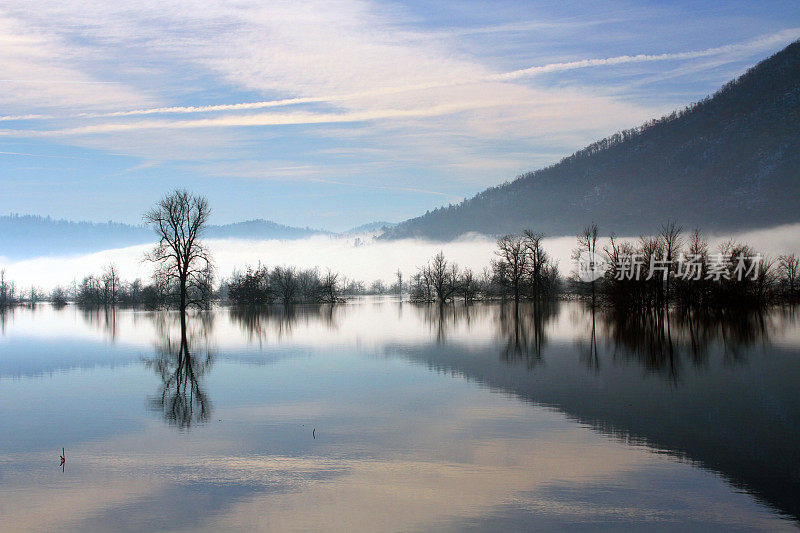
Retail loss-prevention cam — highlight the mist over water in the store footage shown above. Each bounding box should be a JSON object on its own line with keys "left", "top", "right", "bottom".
{"left": 2, "top": 223, "right": 799, "bottom": 290}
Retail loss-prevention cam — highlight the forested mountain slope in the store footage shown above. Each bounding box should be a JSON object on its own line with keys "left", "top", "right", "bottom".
{"left": 383, "top": 41, "right": 800, "bottom": 240}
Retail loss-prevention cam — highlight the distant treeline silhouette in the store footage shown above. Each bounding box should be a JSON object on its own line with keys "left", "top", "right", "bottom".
{"left": 0, "top": 214, "right": 154, "bottom": 259}
{"left": 0, "top": 213, "right": 326, "bottom": 260}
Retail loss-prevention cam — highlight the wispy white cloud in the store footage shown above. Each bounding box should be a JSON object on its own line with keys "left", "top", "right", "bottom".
{"left": 186, "top": 160, "right": 458, "bottom": 199}
{"left": 3, "top": 28, "right": 796, "bottom": 124}
{"left": 0, "top": 12, "right": 155, "bottom": 114}
{"left": 1, "top": 0, "right": 798, "bottom": 228}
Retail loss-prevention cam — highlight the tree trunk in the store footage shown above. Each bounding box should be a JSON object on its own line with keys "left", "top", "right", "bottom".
{"left": 180, "top": 273, "right": 187, "bottom": 313}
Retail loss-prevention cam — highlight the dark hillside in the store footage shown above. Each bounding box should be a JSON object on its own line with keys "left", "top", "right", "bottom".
{"left": 383, "top": 41, "right": 800, "bottom": 240}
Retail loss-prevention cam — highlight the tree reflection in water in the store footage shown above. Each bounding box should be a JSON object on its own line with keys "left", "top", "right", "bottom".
{"left": 0, "top": 305, "right": 12, "bottom": 336}
{"left": 80, "top": 305, "right": 119, "bottom": 342}
{"left": 599, "top": 305, "right": 784, "bottom": 380}
{"left": 496, "top": 301, "right": 554, "bottom": 369}
{"left": 482, "top": 300, "right": 788, "bottom": 380}
{"left": 412, "top": 302, "right": 800, "bottom": 521}
{"left": 417, "top": 302, "right": 488, "bottom": 344}
{"left": 229, "top": 304, "right": 336, "bottom": 345}
{"left": 145, "top": 310, "right": 214, "bottom": 429}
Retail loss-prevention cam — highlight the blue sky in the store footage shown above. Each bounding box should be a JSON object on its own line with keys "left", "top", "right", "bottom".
{"left": 1, "top": 0, "right": 798, "bottom": 231}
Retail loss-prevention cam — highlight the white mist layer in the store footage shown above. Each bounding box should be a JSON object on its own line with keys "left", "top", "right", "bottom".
{"left": 1, "top": 224, "right": 799, "bottom": 291}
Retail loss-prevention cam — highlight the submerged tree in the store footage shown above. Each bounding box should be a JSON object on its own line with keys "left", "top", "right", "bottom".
{"left": 410, "top": 251, "right": 460, "bottom": 303}
{"left": 429, "top": 251, "right": 459, "bottom": 302}
{"left": 144, "top": 190, "right": 214, "bottom": 311}
{"left": 574, "top": 223, "right": 600, "bottom": 306}
{"left": 0, "top": 270, "right": 17, "bottom": 307}
{"left": 493, "top": 234, "right": 528, "bottom": 306}
{"left": 459, "top": 268, "right": 479, "bottom": 303}
{"left": 778, "top": 254, "right": 799, "bottom": 303}
{"left": 101, "top": 263, "right": 121, "bottom": 305}
{"left": 50, "top": 286, "right": 68, "bottom": 307}
{"left": 658, "top": 220, "right": 683, "bottom": 304}
{"left": 492, "top": 231, "right": 560, "bottom": 304}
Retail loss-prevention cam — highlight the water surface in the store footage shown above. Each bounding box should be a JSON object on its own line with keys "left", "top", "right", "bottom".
{"left": 1, "top": 299, "right": 798, "bottom": 531}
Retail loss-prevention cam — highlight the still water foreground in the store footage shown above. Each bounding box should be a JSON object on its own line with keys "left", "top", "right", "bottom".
{"left": 0, "top": 299, "right": 799, "bottom": 532}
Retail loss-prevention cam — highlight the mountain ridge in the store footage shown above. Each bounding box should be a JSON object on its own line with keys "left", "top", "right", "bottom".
{"left": 381, "top": 40, "right": 800, "bottom": 240}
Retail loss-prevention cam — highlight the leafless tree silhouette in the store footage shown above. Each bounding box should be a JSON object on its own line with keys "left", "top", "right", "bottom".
{"left": 144, "top": 190, "right": 213, "bottom": 311}
{"left": 779, "top": 254, "right": 799, "bottom": 303}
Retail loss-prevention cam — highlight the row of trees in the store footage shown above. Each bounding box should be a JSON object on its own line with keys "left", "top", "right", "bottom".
{"left": 1, "top": 269, "right": 61, "bottom": 306}
{"left": 224, "top": 265, "right": 341, "bottom": 305}
{"left": 3, "top": 264, "right": 199, "bottom": 309}
{"left": 409, "top": 231, "right": 561, "bottom": 304}
{"left": 492, "top": 230, "right": 560, "bottom": 304}
{"left": 73, "top": 264, "right": 200, "bottom": 308}
{"left": 0, "top": 263, "right": 403, "bottom": 308}
{"left": 409, "top": 252, "right": 483, "bottom": 303}
{"left": 573, "top": 221, "right": 800, "bottom": 310}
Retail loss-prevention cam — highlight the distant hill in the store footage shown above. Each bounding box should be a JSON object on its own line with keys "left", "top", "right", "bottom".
{"left": 205, "top": 219, "right": 328, "bottom": 240}
{"left": 343, "top": 221, "right": 397, "bottom": 235}
{"left": 0, "top": 214, "right": 326, "bottom": 259}
{"left": 0, "top": 215, "right": 153, "bottom": 259}
{"left": 382, "top": 41, "right": 800, "bottom": 240}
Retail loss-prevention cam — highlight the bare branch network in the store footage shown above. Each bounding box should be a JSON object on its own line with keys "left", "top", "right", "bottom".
{"left": 144, "top": 189, "right": 214, "bottom": 310}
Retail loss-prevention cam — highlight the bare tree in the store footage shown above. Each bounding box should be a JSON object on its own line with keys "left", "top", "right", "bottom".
{"left": 523, "top": 230, "right": 549, "bottom": 299}
{"left": 429, "top": 251, "right": 458, "bottom": 302}
{"left": 675, "top": 229, "right": 708, "bottom": 307}
{"left": 270, "top": 266, "right": 298, "bottom": 305}
{"left": 144, "top": 189, "right": 213, "bottom": 311}
{"left": 320, "top": 269, "right": 341, "bottom": 303}
{"left": 0, "top": 270, "right": 16, "bottom": 306}
{"left": 27, "top": 286, "right": 42, "bottom": 305}
{"left": 779, "top": 253, "right": 799, "bottom": 303}
{"left": 410, "top": 270, "right": 433, "bottom": 302}
{"left": 370, "top": 279, "right": 387, "bottom": 294}
{"left": 639, "top": 235, "right": 664, "bottom": 307}
{"left": 574, "top": 223, "right": 599, "bottom": 306}
{"left": 459, "top": 268, "right": 478, "bottom": 303}
{"left": 51, "top": 286, "right": 68, "bottom": 307}
{"left": 494, "top": 234, "right": 528, "bottom": 306}
{"left": 658, "top": 220, "right": 683, "bottom": 303}
{"left": 102, "top": 263, "right": 121, "bottom": 305}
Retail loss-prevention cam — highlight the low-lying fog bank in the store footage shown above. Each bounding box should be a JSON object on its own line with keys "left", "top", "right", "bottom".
{"left": 2, "top": 223, "right": 799, "bottom": 291}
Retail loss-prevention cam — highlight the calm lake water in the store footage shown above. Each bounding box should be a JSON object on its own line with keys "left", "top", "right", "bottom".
{"left": 1, "top": 298, "right": 799, "bottom": 532}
